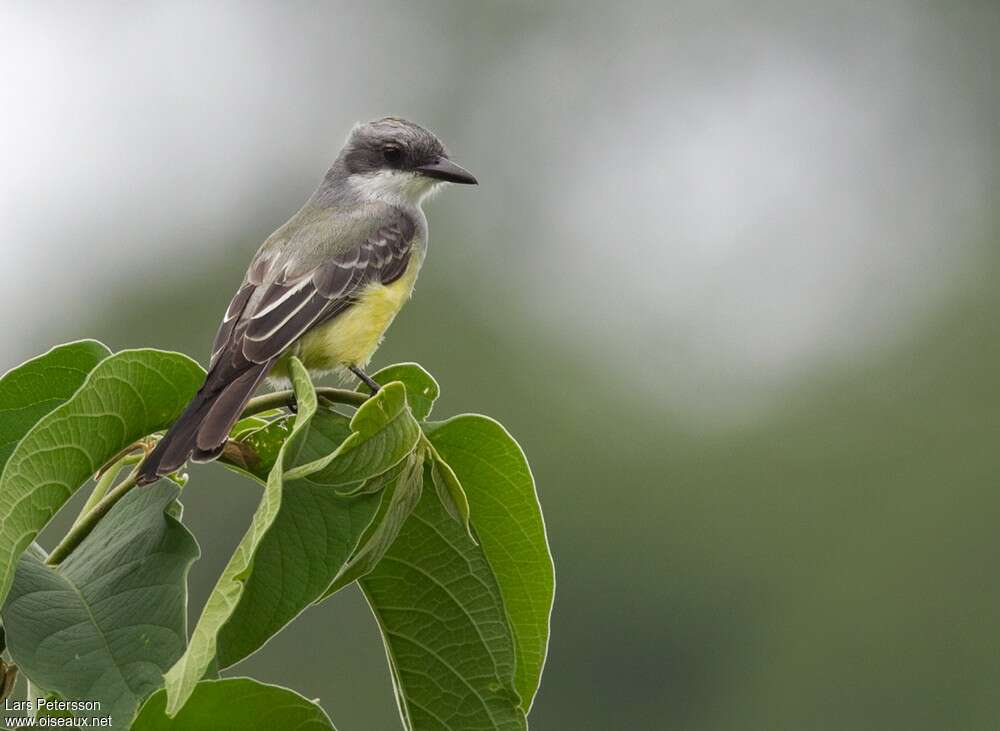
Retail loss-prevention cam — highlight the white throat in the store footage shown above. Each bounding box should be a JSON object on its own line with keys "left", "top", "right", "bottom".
{"left": 349, "top": 170, "right": 443, "bottom": 207}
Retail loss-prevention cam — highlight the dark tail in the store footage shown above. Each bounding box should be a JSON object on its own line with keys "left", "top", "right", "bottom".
{"left": 137, "top": 361, "right": 269, "bottom": 485}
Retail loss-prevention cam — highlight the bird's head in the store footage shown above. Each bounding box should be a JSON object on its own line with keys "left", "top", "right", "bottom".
{"left": 334, "top": 117, "right": 477, "bottom": 205}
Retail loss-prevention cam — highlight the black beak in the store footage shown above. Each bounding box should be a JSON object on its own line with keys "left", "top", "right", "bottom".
{"left": 416, "top": 157, "right": 478, "bottom": 185}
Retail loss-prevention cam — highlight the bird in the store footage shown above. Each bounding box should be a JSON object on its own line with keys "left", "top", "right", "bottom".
{"left": 137, "top": 117, "right": 477, "bottom": 485}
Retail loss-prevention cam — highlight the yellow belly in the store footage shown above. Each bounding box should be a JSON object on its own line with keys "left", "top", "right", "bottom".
{"left": 269, "top": 255, "right": 421, "bottom": 383}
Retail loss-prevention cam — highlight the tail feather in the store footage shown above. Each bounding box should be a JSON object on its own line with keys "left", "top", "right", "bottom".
{"left": 196, "top": 366, "right": 269, "bottom": 452}
{"left": 137, "top": 361, "right": 269, "bottom": 485}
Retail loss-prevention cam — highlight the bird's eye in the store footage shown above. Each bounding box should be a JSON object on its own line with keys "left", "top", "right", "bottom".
{"left": 382, "top": 146, "right": 404, "bottom": 166}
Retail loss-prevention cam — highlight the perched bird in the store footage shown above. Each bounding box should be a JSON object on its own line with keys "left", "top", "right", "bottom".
{"left": 137, "top": 117, "right": 476, "bottom": 485}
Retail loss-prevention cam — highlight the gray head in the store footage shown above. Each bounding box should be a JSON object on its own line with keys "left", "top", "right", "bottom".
{"left": 320, "top": 117, "right": 477, "bottom": 206}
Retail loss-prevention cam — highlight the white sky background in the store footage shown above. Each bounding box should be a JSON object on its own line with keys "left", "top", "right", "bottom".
{"left": 1, "top": 1, "right": 997, "bottom": 424}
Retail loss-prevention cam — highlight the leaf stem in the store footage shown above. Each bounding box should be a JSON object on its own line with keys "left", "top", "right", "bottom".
{"left": 46, "top": 467, "right": 141, "bottom": 566}
{"left": 242, "top": 386, "right": 368, "bottom": 417}
{"left": 73, "top": 460, "right": 124, "bottom": 529}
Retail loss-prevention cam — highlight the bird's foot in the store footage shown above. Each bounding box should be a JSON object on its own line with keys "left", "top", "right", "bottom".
{"left": 349, "top": 365, "right": 381, "bottom": 394}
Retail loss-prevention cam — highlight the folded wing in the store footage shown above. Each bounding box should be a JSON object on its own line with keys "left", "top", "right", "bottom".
{"left": 137, "top": 211, "right": 416, "bottom": 483}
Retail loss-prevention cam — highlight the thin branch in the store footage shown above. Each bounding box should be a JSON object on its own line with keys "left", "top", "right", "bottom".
{"left": 45, "top": 386, "right": 367, "bottom": 565}
{"left": 242, "top": 386, "right": 368, "bottom": 417}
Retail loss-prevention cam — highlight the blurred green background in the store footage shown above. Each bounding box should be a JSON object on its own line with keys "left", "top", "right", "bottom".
{"left": 3, "top": 1, "right": 999, "bottom": 728}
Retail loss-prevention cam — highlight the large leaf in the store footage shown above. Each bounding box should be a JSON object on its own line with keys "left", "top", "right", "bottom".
{"left": 1, "top": 482, "right": 199, "bottom": 727}
{"left": 0, "top": 340, "right": 111, "bottom": 476}
{"left": 426, "top": 416, "right": 554, "bottom": 710}
{"left": 166, "top": 361, "right": 421, "bottom": 712}
{"left": 213, "top": 378, "right": 421, "bottom": 668}
{"left": 215, "top": 410, "right": 382, "bottom": 668}
{"left": 360, "top": 486, "right": 528, "bottom": 731}
{"left": 309, "top": 363, "right": 445, "bottom": 602}
{"left": 222, "top": 365, "right": 433, "bottom": 616}
{"left": 134, "top": 678, "right": 336, "bottom": 730}
{"left": 0, "top": 349, "right": 204, "bottom": 608}
{"left": 310, "top": 364, "right": 449, "bottom": 602}
{"left": 163, "top": 358, "right": 319, "bottom": 716}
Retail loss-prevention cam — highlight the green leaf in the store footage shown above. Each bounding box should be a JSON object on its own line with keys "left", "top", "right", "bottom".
{"left": 357, "top": 363, "right": 439, "bottom": 421}
{"left": 134, "top": 678, "right": 336, "bottom": 730}
{"left": 1, "top": 482, "right": 199, "bottom": 727}
{"left": 229, "top": 414, "right": 275, "bottom": 440}
{"left": 0, "top": 348, "right": 205, "bottom": 609}
{"left": 163, "top": 358, "right": 319, "bottom": 716}
{"left": 426, "top": 416, "right": 554, "bottom": 711}
{"left": 318, "top": 448, "right": 425, "bottom": 600}
{"left": 0, "top": 340, "right": 111, "bottom": 476}
{"left": 229, "top": 409, "right": 285, "bottom": 442}
{"left": 286, "top": 381, "right": 421, "bottom": 485}
{"left": 428, "top": 444, "right": 472, "bottom": 536}
{"left": 168, "top": 359, "right": 422, "bottom": 712}
{"left": 34, "top": 698, "right": 75, "bottom": 722}
{"left": 354, "top": 365, "right": 472, "bottom": 532}
{"left": 214, "top": 409, "right": 382, "bottom": 669}
{"left": 211, "top": 376, "right": 421, "bottom": 669}
{"left": 223, "top": 416, "right": 294, "bottom": 478}
{"left": 360, "top": 486, "right": 527, "bottom": 730}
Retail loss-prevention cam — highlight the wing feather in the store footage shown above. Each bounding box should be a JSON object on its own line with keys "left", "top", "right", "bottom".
{"left": 211, "top": 283, "right": 254, "bottom": 362}
{"left": 141, "top": 210, "right": 416, "bottom": 481}
{"left": 209, "top": 211, "right": 416, "bottom": 367}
